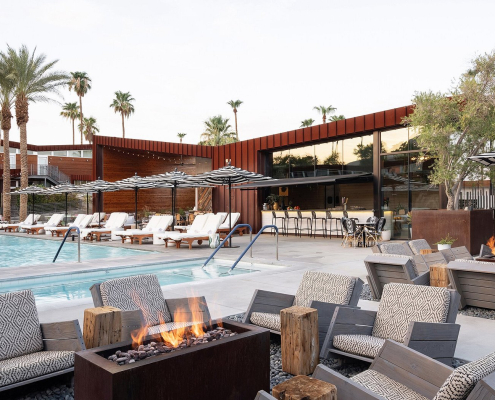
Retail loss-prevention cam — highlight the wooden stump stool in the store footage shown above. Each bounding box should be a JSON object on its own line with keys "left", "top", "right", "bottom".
{"left": 420, "top": 249, "right": 438, "bottom": 255}
{"left": 272, "top": 375, "right": 337, "bottom": 400}
{"left": 281, "top": 306, "right": 319, "bottom": 375}
{"left": 83, "top": 306, "right": 122, "bottom": 349}
{"left": 430, "top": 263, "right": 449, "bottom": 287}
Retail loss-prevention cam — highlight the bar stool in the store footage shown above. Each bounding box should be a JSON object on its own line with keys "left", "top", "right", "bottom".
{"left": 297, "top": 210, "right": 312, "bottom": 237}
{"left": 325, "top": 210, "right": 342, "bottom": 239}
{"left": 311, "top": 211, "right": 327, "bottom": 238}
{"left": 284, "top": 210, "right": 299, "bottom": 236}
{"left": 271, "top": 210, "right": 286, "bottom": 236}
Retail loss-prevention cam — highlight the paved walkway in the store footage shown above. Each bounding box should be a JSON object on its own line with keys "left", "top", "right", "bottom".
{"left": 2, "top": 231, "right": 494, "bottom": 361}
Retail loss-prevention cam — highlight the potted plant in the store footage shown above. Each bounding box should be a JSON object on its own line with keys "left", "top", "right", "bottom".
{"left": 435, "top": 233, "right": 457, "bottom": 250}
{"left": 266, "top": 194, "right": 280, "bottom": 210}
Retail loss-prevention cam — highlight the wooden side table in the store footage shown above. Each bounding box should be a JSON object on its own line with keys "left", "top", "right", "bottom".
{"left": 420, "top": 249, "right": 439, "bottom": 255}
{"left": 281, "top": 306, "right": 319, "bottom": 375}
{"left": 430, "top": 263, "right": 449, "bottom": 287}
{"left": 83, "top": 306, "right": 122, "bottom": 349}
{"left": 272, "top": 375, "right": 337, "bottom": 400}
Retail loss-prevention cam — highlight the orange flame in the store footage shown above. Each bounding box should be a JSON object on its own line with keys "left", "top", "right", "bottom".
{"left": 130, "top": 325, "right": 148, "bottom": 348}
{"left": 487, "top": 236, "right": 495, "bottom": 255}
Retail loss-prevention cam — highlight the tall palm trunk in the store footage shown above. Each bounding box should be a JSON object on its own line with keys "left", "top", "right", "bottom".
{"left": 16, "top": 95, "right": 29, "bottom": 221}
{"left": 79, "top": 95, "right": 83, "bottom": 144}
{"left": 72, "top": 118, "right": 75, "bottom": 145}
{"left": 323, "top": 115, "right": 326, "bottom": 124}
{"left": 1, "top": 104, "right": 11, "bottom": 222}
{"left": 121, "top": 112, "right": 125, "bottom": 138}
{"left": 234, "top": 110, "right": 238, "bottom": 141}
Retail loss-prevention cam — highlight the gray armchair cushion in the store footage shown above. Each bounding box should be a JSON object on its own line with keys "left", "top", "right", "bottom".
{"left": 250, "top": 312, "right": 281, "bottom": 331}
{"left": 0, "top": 290, "right": 43, "bottom": 361}
{"left": 333, "top": 334, "right": 385, "bottom": 358}
{"left": 100, "top": 274, "right": 172, "bottom": 326}
{"left": 351, "top": 369, "right": 428, "bottom": 400}
{"left": 408, "top": 239, "right": 431, "bottom": 255}
{"left": 0, "top": 351, "right": 74, "bottom": 387}
{"left": 293, "top": 271, "right": 356, "bottom": 307}
{"left": 380, "top": 242, "right": 414, "bottom": 257}
{"left": 433, "top": 351, "right": 495, "bottom": 400}
{"left": 372, "top": 283, "right": 450, "bottom": 343}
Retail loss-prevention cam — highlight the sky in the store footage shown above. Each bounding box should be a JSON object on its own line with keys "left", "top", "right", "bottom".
{"left": 2, "top": 0, "right": 495, "bottom": 146}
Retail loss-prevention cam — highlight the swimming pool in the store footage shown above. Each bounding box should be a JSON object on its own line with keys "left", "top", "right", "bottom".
{"left": 0, "top": 259, "right": 275, "bottom": 305}
{"left": 0, "top": 235, "right": 151, "bottom": 267}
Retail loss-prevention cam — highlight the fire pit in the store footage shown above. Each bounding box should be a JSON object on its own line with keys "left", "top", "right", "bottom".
{"left": 75, "top": 319, "right": 270, "bottom": 400}
{"left": 477, "top": 243, "right": 495, "bottom": 262}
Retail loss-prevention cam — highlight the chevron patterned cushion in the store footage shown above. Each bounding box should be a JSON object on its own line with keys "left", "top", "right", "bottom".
{"left": 250, "top": 312, "right": 281, "bottom": 331}
{"left": 100, "top": 274, "right": 172, "bottom": 326}
{"left": 332, "top": 334, "right": 385, "bottom": 358}
{"left": 372, "top": 283, "right": 450, "bottom": 343}
{"left": 433, "top": 351, "right": 495, "bottom": 400}
{"left": 380, "top": 243, "right": 414, "bottom": 256}
{"left": 0, "top": 290, "right": 43, "bottom": 361}
{"left": 147, "top": 321, "right": 197, "bottom": 336}
{"left": 293, "top": 271, "right": 356, "bottom": 307}
{"left": 351, "top": 369, "right": 428, "bottom": 400}
{"left": 408, "top": 239, "right": 431, "bottom": 255}
{"left": 0, "top": 351, "right": 74, "bottom": 387}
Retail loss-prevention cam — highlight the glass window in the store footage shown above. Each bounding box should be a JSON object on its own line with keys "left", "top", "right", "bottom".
{"left": 53, "top": 151, "right": 68, "bottom": 156}
{"left": 343, "top": 135, "right": 373, "bottom": 174}
{"left": 10, "top": 148, "right": 17, "bottom": 154}
{"left": 272, "top": 150, "right": 290, "bottom": 179}
{"left": 69, "top": 150, "right": 82, "bottom": 157}
{"left": 290, "top": 145, "right": 315, "bottom": 178}
{"left": 37, "top": 151, "right": 52, "bottom": 156}
{"left": 82, "top": 150, "right": 92, "bottom": 158}
{"left": 381, "top": 127, "right": 409, "bottom": 153}
{"left": 315, "top": 142, "right": 342, "bottom": 176}
{"left": 410, "top": 153, "right": 438, "bottom": 210}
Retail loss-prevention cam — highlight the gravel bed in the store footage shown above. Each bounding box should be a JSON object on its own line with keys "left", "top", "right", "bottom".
{"left": 13, "top": 385, "right": 74, "bottom": 400}
{"left": 458, "top": 306, "right": 495, "bottom": 320}
{"left": 360, "top": 283, "right": 376, "bottom": 301}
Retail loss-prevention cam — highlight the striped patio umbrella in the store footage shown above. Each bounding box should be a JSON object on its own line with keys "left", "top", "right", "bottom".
{"left": 77, "top": 178, "right": 120, "bottom": 227}
{"left": 469, "top": 152, "right": 495, "bottom": 166}
{"left": 9, "top": 184, "right": 48, "bottom": 218}
{"left": 45, "top": 182, "right": 90, "bottom": 226}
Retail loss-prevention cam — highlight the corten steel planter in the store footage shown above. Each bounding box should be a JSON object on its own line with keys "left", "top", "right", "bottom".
{"left": 74, "top": 320, "right": 270, "bottom": 400}
{"left": 412, "top": 209, "right": 494, "bottom": 254}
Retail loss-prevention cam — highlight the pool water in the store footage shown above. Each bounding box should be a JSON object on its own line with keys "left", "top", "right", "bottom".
{"left": 0, "top": 235, "right": 150, "bottom": 267}
{"left": 0, "top": 259, "right": 269, "bottom": 305}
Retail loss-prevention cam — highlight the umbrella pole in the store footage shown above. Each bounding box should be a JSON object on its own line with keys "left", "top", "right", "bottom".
{"left": 86, "top": 193, "right": 89, "bottom": 214}
{"left": 135, "top": 187, "right": 138, "bottom": 229}
{"left": 98, "top": 190, "right": 101, "bottom": 228}
{"left": 65, "top": 192, "right": 68, "bottom": 226}
{"left": 229, "top": 179, "right": 232, "bottom": 247}
{"left": 32, "top": 193, "right": 35, "bottom": 218}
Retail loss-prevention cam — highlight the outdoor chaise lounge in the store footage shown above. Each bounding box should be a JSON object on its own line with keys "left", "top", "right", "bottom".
{"left": 90, "top": 274, "right": 211, "bottom": 337}
{"left": 173, "top": 213, "right": 210, "bottom": 232}
{"left": 20, "top": 213, "right": 64, "bottom": 235}
{"left": 87, "top": 212, "right": 106, "bottom": 227}
{"left": 115, "top": 215, "right": 173, "bottom": 244}
{"left": 321, "top": 282, "right": 461, "bottom": 365}
{"left": 156, "top": 214, "right": 224, "bottom": 249}
{"left": 243, "top": 271, "right": 364, "bottom": 350}
{"left": 447, "top": 259, "right": 495, "bottom": 310}
{"left": 0, "top": 290, "right": 85, "bottom": 392}
{"left": 257, "top": 339, "right": 495, "bottom": 400}
{"left": 81, "top": 212, "right": 128, "bottom": 241}
{"left": 1, "top": 214, "right": 40, "bottom": 232}
{"left": 217, "top": 212, "right": 245, "bottom": 235}
{"left": 46, "top": 214, "right": 93, "bottom": 237}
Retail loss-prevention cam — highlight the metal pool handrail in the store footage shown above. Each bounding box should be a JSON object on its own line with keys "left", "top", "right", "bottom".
{"left": 229, "top": 225, "right": 278, "bottom": 271}
{"left": 53, "top": 226, "right": 81, "bottom": 263}
{"left": 202, "top": 224, "right": 253, "bottom": 268}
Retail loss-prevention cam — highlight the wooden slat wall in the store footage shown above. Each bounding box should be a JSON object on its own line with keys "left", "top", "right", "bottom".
{"left": 48, "top": 156, "right": 92, "bottom": 178}
{"left": 0, "top": 140, "right": 91, "bottom": 152}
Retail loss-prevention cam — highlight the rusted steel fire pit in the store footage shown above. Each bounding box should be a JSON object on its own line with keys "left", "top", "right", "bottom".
{"left": 74, "top": 319, "right": 270, "bottom": 400}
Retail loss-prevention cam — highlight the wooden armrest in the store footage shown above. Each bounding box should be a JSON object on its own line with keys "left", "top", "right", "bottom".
{"left": 254, "top": 390, "right": 276, "bottom": 400}
{"left": 313, "top": 364, "right": 384, "bottom": 400}
{"left": 166, "top": 296, "right": 211, "bottom": 323}
{"left": 41, "top": 320, "right": 85, "bottom": 351}
{"left": 412, "top": 271, "right": 430, "bottom": 286}
{"left": 89, "top": 283, "right": 104, "bottom": 307}
{"left": 242, "top": 289, "right": 295, "bottom": 324}
{"left": 405, "top": 322, "right": 460, "bottom": 342}
{"left": 467, "top": 371, "right": 495, "bottom": 400}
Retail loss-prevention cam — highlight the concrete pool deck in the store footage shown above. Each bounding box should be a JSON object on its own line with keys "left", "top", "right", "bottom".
{"left": 1, "top": 231, "right": 494, "bottom": 362}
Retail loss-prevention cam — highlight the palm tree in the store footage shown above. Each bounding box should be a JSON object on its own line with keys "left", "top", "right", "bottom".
{"left": 329, "top": 115, "right": 345, "bottom": 122}
{"left": 68, "top": 72, "right": 91, "bottom": 144}
{"left": 60, "top": 102, "right": 80, "bottom": 145}
{"left": 227, "top": 100, "right": 243, "bottom": 141}
{"left": 2, "top": 45, "right": 67, "bottom": 221}
{"left": 109, "top": 91, "right": 135, "bottom": 138}
{"left": 0, "top": 58, "right": 14, "bottom": 222}
{"left": 199, "top": 115, "right": 236, "bottom": 146}
{"left": 79, "top": 117, "right": 99, "bottom": 143}
{"left": 300, "top": 119, "right": 315, "bottom": 128}
{"left": 177, "top": 133, "right": 187, "bottom": 143}
{"left": 313, "top": 105, "right": 336, "bottom": 123}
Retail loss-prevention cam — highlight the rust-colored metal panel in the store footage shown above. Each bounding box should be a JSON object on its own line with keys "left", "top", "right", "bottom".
{"left": 212, "top": 146, "right": 219, "bottom": 169}
{"left": 274, "top": 134, "right": 281, "bottom": 148}
{"left": 395, "top": 106, "right": 407, "bottom": 125}
{"left": 281, "top": 132, "right": 289, "bottom": 147}
{"left": 319, "top": 123, "right": 328, "bottom": 139}
{"left": 328, "top": 122, "right": 337, "bottom": 137}
{"left": 355, "top": 116, "right": 365, "bottom": 132}
{"left": 375, "top": 112, "right": 385, "bottom": 128}
{"left": 303, "top": 127, "right": 311, "bottom": 142}
{"left": 385, "top": 109, "right": 395, "bottom": 127}
{"left": 345, "top": 118, "right": 355, "bottom": 134}
{"left": 206, "top": 146, "right": 212, "bottom": 158}
{"left": 295, "top": 129, "right": 304, "bottom": 143}
{"left": 311, "top": 125, "right": 319, "bottom": 140}
{"left": 219, "top": 146, "right": 225, "bottom": 168}
{"left": 364, "top": 113, "right": 375, "bottom": 130}
{"left": 336, "top": 120, "right": 346, "bottom": 136}
{"left": 267, "top": 135, "right": 274, "bottom": 149}
{"left": 406, "top": 105, "right": 415, "bottom": 116}
{"left": 289, "top": 130, "right": 296, "bottom": 144}
{"left": 260, "top": 136, "right": 268, "bottom": 150}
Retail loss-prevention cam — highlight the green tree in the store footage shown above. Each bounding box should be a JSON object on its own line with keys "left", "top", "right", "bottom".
{"left": 177, "top": 133, "right": 187, "bottom": 143}
{"left": 313, "top": 105, "right": 336, "bottom": 123}
{"left": 68, "top": 72, "right": 91, "bottom": 144}
{"left": 329, "top": 115, "right": 345, "bottom": 121}
{"left": 60, "top": 102, "right": 80, "bottom": 145}
{"left": 199, "top": 115, "right": 237, "bottom": 146}
{"left": 0, "top": 57, "right": 14, "bottom": 222}
{"left": 79, "top": 117, "right": 99, "bottom": 144}
{"left": 404, "top": 51, "right": 495, "bottom": 210}
{"left": 324, "top": 151, "right": 342, "bottom": 165}
{"left": 300, "top": 119, "right": 315, "bottom": 128}
{"left": 2, "top": 45, "right": 67, "bottom": 221}
{"left": 227, "top": 100, "right": 243, "bottom": 141}
{"left": 109, "top": 91, "right": 135, "bottom": 138}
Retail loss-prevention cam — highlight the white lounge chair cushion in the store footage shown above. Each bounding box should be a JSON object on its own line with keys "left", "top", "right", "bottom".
{"left": 351, "top": 369, "right": 428, "bottom": 400}
{"left": 293, "top": 271, "right": 356, "bottom": 307}
{"left": 147, "top": 321, "right": 198, "bottom": 336}
{"left": 380, "top": 242, "right": 414, "bottom": 257}
{"left": 372, "top": 283, "right": 450, "bottom": 343}
{"left": 333, "top": 334, "right": 385, "bottom": 358}
{"left": 249, "top": 312, "right": 281, "bottom": 331}
{"left": 100, "top": 274, "right": 172, "bottom": 325}
{"left": 408, "top": 239, "right": 431, "bottom": 255}
{"left": 433, "top": 351, "right": 495, "bottom": 400}
{"left": 0, "top": 290, "right": 43, "bottom": 361}
{"left": 0, "top": 351, "right": 74, "bottom": 387}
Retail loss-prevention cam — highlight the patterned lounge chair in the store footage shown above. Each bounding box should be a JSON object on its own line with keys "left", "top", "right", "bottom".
{"left": 322, "top": 282, "right": 461, "bottom": 365}
{"left": 0, "top": 290, "right": 85, "bottom": 392}
{"left": 243, "top": 271, "right": 364, "bottom": 351}
{"left": 90, "top": 274, "right": 211, "bottom": 337}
